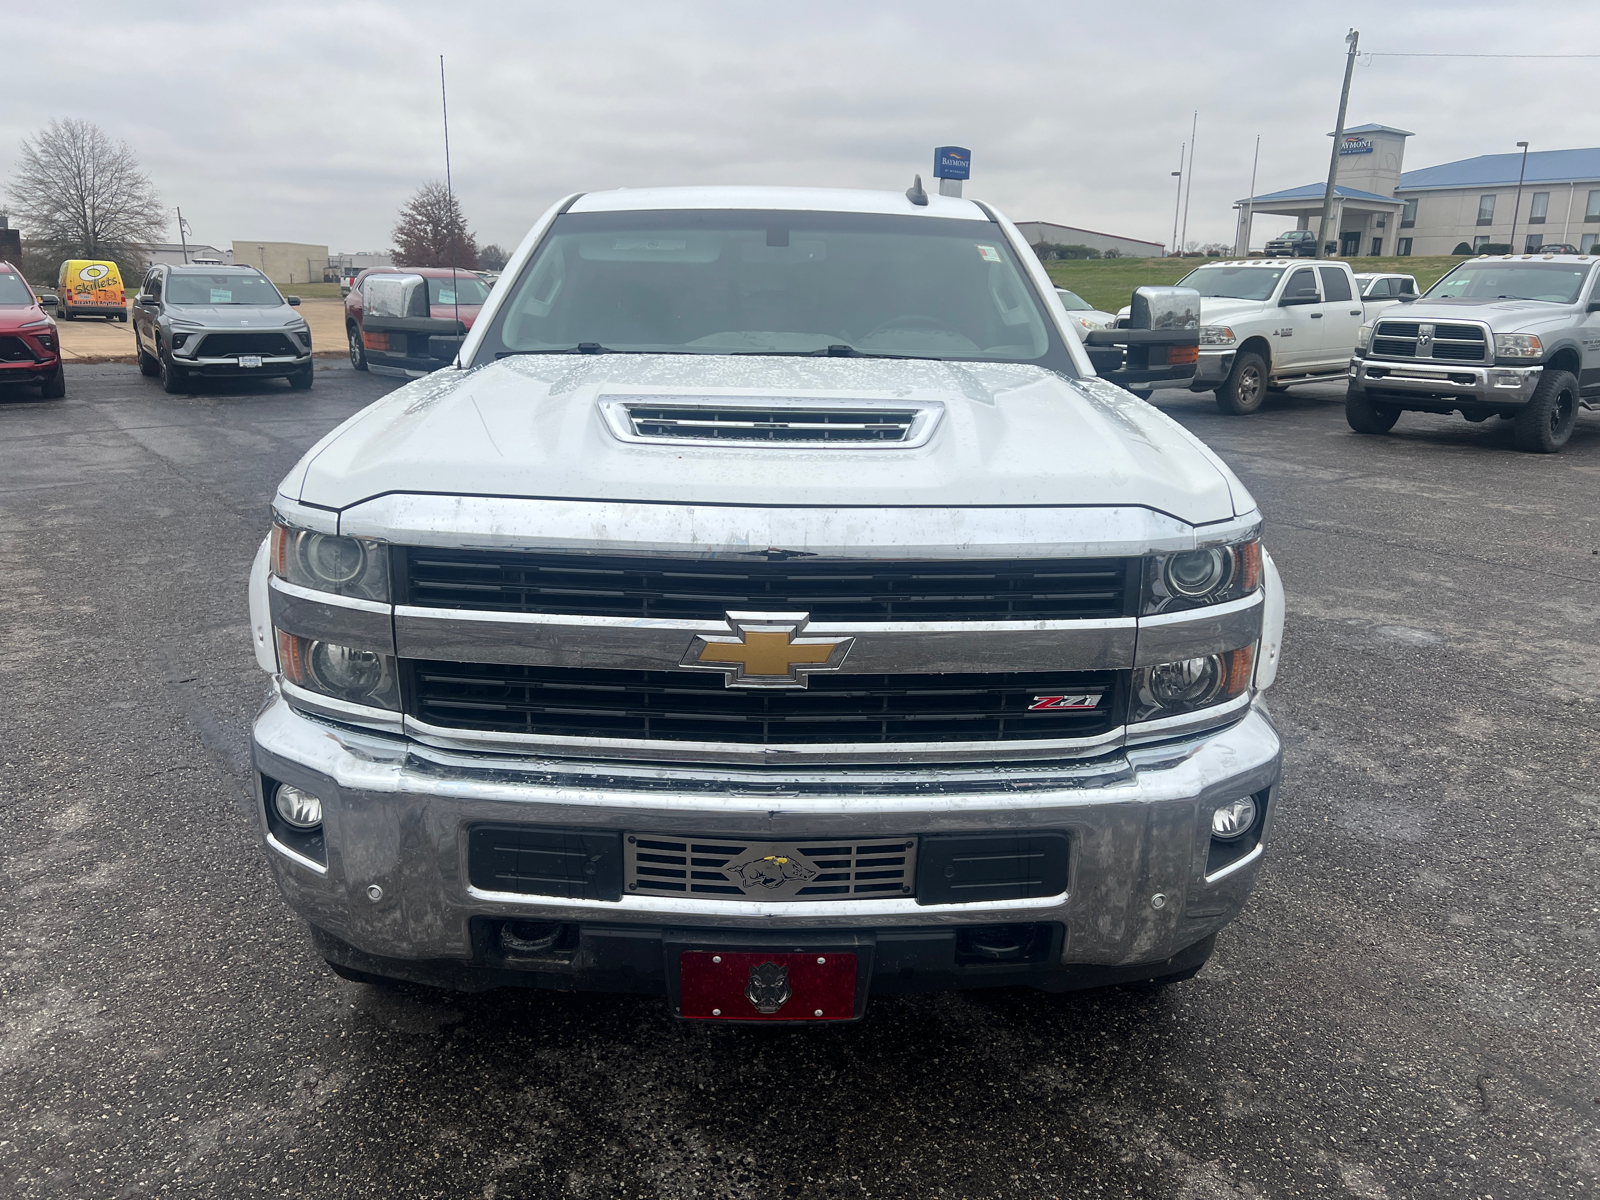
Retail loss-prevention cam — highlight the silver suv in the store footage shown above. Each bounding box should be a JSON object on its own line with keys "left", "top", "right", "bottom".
{"left": 131, "top": 264, "right": 314, "bottom": 394}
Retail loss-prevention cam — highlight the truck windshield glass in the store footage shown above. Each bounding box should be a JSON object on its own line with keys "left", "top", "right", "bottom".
{"left": 1425, "top": 262, "right": 1591, "bottom": 304}
{"left": 1176, "top": 266, "right": 1285, "bottom": 301}
{"left": 428, "top": 275, "right": 491, "bottom": 305}
{"left": 166, "top": 273, "right": 284, "bottom": 306}
{"left": 0, "top": 273, "right": 33, "bottom": 304}
{"left": 479, "top": 209, "right": 1069, "bottom": 368}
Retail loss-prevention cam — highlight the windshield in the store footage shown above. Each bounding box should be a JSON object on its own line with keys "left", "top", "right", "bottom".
{"left": 427, "top": 275, "right": 491, "bottom": 305}
{"left": 1054, "top": 289, "right": 1093, "bottom": 311}
{"left": 1426, "top": 262, "right": 1591, "bottom": 304}
{"left": 1176, "top": 266, "right": 1285, "bottom": 301}
{"left": 0, "top": 273, "right": 34, "bottom": 304}
{"left": 166, "top": 272, "right": 284, "bottom": 306}
{"left": 478, "top": 209, "right": 1068, "bottom": 367}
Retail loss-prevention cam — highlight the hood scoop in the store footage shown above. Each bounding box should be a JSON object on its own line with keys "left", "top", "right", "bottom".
{"left": 599, "top": 395, "right": 943, "bottom": 447}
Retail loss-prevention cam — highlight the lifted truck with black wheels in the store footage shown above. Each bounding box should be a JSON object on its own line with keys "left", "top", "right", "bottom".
{"left": 1348, "top": 253, "right": 1600, "bottom": 453}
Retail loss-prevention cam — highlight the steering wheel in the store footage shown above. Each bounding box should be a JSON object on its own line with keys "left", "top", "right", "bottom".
{"left": 861, "top": 313, "right": 956, "bottom": 340}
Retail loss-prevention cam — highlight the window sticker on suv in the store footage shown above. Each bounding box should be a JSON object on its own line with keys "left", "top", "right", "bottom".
{"left": 210, "top": 289, "right": 232, "bottom": 303}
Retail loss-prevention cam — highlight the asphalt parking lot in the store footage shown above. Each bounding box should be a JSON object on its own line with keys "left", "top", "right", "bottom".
{"left": 2, "top": 362, "right": 1597, "bottom": 1199}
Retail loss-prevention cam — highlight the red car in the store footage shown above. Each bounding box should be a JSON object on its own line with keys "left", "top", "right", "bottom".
{"left": 344, "top": 266, "right": 490, "bottom": 377}
{"left": 0, "top": 263, "right": 65, "bottom": 398}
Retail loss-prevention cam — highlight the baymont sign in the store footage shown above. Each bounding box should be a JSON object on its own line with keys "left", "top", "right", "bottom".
{"left": 1340, "top": 136, "right": 1375, "bottom": 155}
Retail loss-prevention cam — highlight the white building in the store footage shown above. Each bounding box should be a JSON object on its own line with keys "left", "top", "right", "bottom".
{"left": 1013, "top": 221, "right": 1165, "bottom": 259}
{"left": 134, "top": 242, "right": 233, "bottom": 266}
{"left": 1234, "top": 124, "right": 1600, "bottom": 257}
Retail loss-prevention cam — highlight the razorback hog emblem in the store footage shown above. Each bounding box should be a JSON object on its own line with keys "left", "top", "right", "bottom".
{"left": 726, "top": 854, "right": 817, "bottom": 890}
{"left": 745, "top": 961, "right": 792, "bottom": 1014}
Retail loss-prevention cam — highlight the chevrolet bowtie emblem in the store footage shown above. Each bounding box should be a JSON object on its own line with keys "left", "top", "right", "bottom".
{"left": 681, "top": 611, "right": 854, "bottom": 689}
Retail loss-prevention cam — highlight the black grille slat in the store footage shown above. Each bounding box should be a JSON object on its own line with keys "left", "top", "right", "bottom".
{"left": 406, "top": 661, "right": 1122, "bottom": 745}
{"left": 401, "top": 549, "right": 1133, "bottom": 621}
{"left": 0, "top": 336, "right": 38, "bottom": 363}
{"left": 195, "top": 332, "right": 298, "bottom": 357}
{"left": 627, "top": 405, "right": 919, "bottom": 443}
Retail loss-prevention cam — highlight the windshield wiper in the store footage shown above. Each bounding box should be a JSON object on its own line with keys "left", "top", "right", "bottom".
{"left": 726, "top": 344, "right": 932, "bottom": 360}
{"left": 496, "top": 343, "right": 635, "bottom": 357}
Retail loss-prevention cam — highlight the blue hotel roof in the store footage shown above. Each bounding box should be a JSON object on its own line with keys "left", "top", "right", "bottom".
{"left": 1240, "top": 182, "right": 1399, "bottom": 205}
{"left": 1396, "top": 147, "right": 1600, "bottom": 192}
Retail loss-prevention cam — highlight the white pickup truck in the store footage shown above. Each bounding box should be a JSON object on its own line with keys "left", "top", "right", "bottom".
{"left": 1120, "top": 259, "right": 1408, "bottom": 414}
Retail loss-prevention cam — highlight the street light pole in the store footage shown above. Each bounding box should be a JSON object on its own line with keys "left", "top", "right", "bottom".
{"left": 1239, "top": 134, "right": 1261, "bottom": 256}
{"left": 1170, "top": 152, "right": 1184, "bottom": 257}
{"left": 1508, "top": 141, "right": 1530, "bottom": 254}
{"left": 1317, "top": 29, "right": 1360, "bottom": 256}
{"left": 1180, "top": 111, "right": 1198, "bottom": 256}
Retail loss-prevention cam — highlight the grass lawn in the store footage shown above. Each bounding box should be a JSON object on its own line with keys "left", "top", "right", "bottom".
{"left": 1046, "top": 255, "right": 1468, "bottom": 314}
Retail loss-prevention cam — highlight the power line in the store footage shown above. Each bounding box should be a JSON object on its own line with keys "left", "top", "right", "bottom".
{"left": 1364, "top": 51, "right": 1600, "bottom": 58}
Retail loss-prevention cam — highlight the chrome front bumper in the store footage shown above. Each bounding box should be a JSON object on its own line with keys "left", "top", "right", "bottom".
{"left": 1351, "top": 357, "right": 1542, "bottom": 403}
{"left": 250, "top": 691, "right": 1282, "bottom": 972}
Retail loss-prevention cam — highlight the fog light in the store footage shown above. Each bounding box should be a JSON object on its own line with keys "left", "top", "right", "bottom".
{"left": 273, "top": 783, "right": 323, "bottom": 830}
{"left": 1492, "top": 370, "right": 1524, "bottom": 388}
{"left": 1211, "top": 796, "right": 1257, "bottom": 841}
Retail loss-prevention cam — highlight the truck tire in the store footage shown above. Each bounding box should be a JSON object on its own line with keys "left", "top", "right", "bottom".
{"left": 1215, "top": 350, "right": 1268, "bottom": 415}
{"left": 348, "top": 324, "right": 368, "bottom": 371}
{"left": 1345, "top": 384, "right": 1400, "bottom": 434}
{"left": 1513, "top": 369, "right": 1578, "bottom": 453}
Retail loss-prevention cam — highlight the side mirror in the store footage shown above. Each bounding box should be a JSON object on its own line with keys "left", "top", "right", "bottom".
{"left": 1588, "top": 300, "right": 1600, "bottom": 312}
{"left": 38, "top": 292, "right": 59, "bottom": 306}
{"left": 1128, "top": 285, "right": 1200, "bottom": 330}
{"left": 1280, "top": 289, "right": 1321, "bottom": 306}
{"left": 286, "top": 295, "right": 301, "bottom": 306}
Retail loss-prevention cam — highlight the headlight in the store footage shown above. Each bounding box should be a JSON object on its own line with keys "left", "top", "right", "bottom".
{"left": 270, "top": 522, "right": 389, "bottom": 601}
{"left": 1211, "top": 796, "right": 1258, "bottom": 840}
{"left": 1132, "top": 646, "right": 1255, "bottom": 723}
{"left": 1356, "top": 323, "right": 1373, "bottom": 351}
{"left": 1493, "top": 333, "right": 1542, "bottom": 359}
{"left": 20, "top": 317, "right": 52, "bottom": 329}
{"left": 1198, "top": 326, "right": 1236, "bottom": 346}
{"left": 1144, "top": 538, "right": 1261, "bottom": 614}
{"left": 276, "top": 631, "right": 400, "bottom": 710}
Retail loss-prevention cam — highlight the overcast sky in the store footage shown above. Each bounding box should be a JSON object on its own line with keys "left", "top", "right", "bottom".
{"left": 4, "top": 0, "right": 1598, "bottom": 256}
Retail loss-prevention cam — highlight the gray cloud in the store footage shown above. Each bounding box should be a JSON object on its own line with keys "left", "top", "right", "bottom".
{"left": 3, "top": 0, "right": 1596, "bottom": 254}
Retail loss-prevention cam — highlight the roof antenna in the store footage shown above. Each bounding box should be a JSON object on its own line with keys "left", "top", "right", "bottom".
{"left": 440, "top": 55, "right": 461, "bottom": 358}
{"left": 906, "top": 174, "right": 929, "bottom": 206}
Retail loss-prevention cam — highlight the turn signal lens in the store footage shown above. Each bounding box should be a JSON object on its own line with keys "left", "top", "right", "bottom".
{"left": 1211, "top": 796, "right": 1258, "bottom": 840}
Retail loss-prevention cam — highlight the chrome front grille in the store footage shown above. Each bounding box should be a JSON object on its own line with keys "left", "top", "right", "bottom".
{"left": 600, "top": 396, "right": 941, "bottom": 446}
{"left": 625, "top": 834, "right": 917, "bottom": 900}
{"left": 1371, "top": 320, "right": 1488, "bottom": 363}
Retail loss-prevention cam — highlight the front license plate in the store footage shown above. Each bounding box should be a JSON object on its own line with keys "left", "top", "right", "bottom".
{"left": 238, "top": 355, "right": 262, "bottom": 368}
{"left": 679, "top": 950, "right": 858, "bottom": 1022}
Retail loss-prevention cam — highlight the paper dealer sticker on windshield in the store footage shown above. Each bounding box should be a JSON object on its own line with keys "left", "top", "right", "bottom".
{"left": 976, "top": 245, "right": 1002, "bottom": 263}
{"left": 210, "top": 289, "right": 232, "bottom": 303}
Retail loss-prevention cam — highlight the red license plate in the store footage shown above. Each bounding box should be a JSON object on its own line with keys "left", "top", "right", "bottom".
{"left": 678, "top": 950, "right": 859, "bottom": 1022}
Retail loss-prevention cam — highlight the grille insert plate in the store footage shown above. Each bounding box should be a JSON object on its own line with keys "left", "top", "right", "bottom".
{"left": 626, "top": 834, "right": 916, "bottom": 900}
{"left": 600, "top": 396, "right": 942, "bottom": 447}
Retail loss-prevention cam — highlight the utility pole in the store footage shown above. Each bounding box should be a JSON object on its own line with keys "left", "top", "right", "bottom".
{"left": 1169, "top": 148, "right": 1184, "bottom": 257}
{"left": 1180, "top": 112, "right": 1197, "bottom": 255}
{"left": 1317, "top": 29, "right": 1359, "bottom": 256}
{"left": 176, "top": 207, "right": 190, "bottom": 263}
{"left": 1508, "top": 141, "right": 1530, "bottom": 254}
{"left": 1239, "top": 134, "right": 1261, "bottom": 256}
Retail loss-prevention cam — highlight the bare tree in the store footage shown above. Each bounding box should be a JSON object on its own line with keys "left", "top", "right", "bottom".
{"left": 478, "top": 243, "right": 509, "bottom": 271}
{"left": 392, "top": 182, "right": 478, "bottom": 268}
{"left": 6, "top": 119, "right": 166, "bottom": 267}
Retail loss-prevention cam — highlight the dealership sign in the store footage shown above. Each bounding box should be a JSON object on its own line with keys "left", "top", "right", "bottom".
{"left": 1339, "top": 136, "right": 1374, "bottom": 155}
{"left": 934, "top": 146, "right": 971, "bottom": 180}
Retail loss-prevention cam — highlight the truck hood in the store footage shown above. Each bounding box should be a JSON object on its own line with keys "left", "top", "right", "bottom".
{"left": 1376, "top": 298, "right": 1572, "bottom": 330}
{"left": 289, "top": 356, "right": 1244, "bottom": 524}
